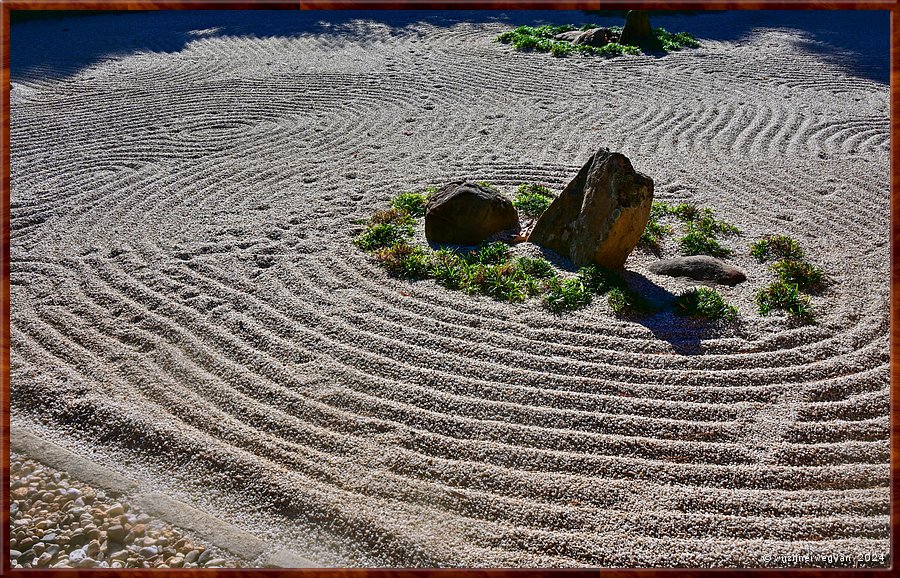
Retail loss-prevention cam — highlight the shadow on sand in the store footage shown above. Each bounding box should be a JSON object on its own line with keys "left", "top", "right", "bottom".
{"left": 10, "top": 9, "right": 888, "bottom": 85}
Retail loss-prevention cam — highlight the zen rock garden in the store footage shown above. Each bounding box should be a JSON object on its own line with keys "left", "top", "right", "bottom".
{"left": 355, "top": 146, "right": 826, "bottom": 323}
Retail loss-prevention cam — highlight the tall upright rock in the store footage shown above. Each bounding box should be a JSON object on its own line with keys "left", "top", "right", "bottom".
{"left": 528, "top": 149, "right": 653, "bottom": 269}
{"left": 619, "top": 10, "right": 652, "bottom": 46}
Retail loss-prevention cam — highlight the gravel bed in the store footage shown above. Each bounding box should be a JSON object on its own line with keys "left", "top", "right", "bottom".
{"left": 8, "top": 453, "right": 244, "bottom": 569}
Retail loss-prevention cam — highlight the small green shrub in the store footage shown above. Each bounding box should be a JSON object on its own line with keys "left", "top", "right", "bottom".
{"left": 550, "top": 42, "right": 574, "bottom": 57}
{"left": 649, "top": 200, "right": 674, "bottom": 220}
{"left": 577, "top": 265, "right": 619, "bottom": 294}
{"left": 430, "top": 249, "right": 465, "bottom": 289}
{"left": 596, "top": 42, "right": 642, "bottom": 56}
{"left": 750, "top": 235, "right": 805, "bottom": 262}
{"left": 646, "top": 28, "right": 701, "bottom": 51}
{"left": 391, "top": 193, "right": 429, "bottom": 218}
{"left": 513, "top": 183, "right": 555, "bottom": 218}
{"left": 607, "top": 288, "right": 629, "bottom": 314}
{"left": 543, "top": 277, "right": 593, "bottom": 312}
{"left": 374, "top": 244, "right": 432, "bottom": 279}
{"left": 355, "top": 223, "right": 412, "bottom": 251}
{"left": 467, "top": 241, "right": 510, "bottom": 265}
{"left": 668, "top": 202, "right": 702, "bottom": 222}
{"left": 370, "top": 207, "right": 414, "bottom": 227}
{"left": 694, "top": 212, "right": 740, "bottom": 236}
{"left": 640, "top": 217, "right": 673, "bottom": 250}
{"left": 674, "top": 287, "right": 738, "bottom": 322}
{"left": 756, "top": 281, "right": 814, "bottom": 320}
{"left": 516, "top": 256, "right": 557, "bottom": 279}
{"left": 606, "top": 286, "right": 652, "bottom": 316}
{"left": 464, "top": 262, "right": 530, "bottom": 302}
{"left": 679, "top": 225, "right": 731, "bottom": 257}
{"left": 771, "top": 259, "right": 824, "bottom": 290}
{"left": 497, "top": 24, "right": 697, "bottom": 57}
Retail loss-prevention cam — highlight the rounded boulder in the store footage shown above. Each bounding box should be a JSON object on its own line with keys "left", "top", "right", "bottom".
{"left": 424, "top": 181, "right": 519, "bottom": 245}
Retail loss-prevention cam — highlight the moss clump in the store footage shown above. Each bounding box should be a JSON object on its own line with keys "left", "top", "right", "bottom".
{"left": 674, "top": 287, "right": 738, "bottom": 322}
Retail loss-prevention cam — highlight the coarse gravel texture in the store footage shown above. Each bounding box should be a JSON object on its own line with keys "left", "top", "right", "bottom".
{"left": 9, "top": 9, "right": 890, "bottom": 568}
{"left": 8, "top": 454, "right": 243, "bottom": 569}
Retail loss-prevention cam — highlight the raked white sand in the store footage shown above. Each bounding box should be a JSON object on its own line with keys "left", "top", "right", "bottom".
{"left": 9, "top": 10, "right": 890, "bottom": 567}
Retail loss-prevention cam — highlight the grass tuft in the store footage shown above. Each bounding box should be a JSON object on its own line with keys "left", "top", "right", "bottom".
{"left": 391, "top": 192, "right": 429, "bottom": 218}
{"left": 467, "top": 241, "right": 510, "bottom": 265}
{"left": 750, "top": 234, "right": 805, "bottom": 262}
{"left": 771, "top": 259, "right": 824, "bottom": 290}
{"left": 513, "top": 183, "right": 555, "bottom": 219}
{"left": 678, "top": 224, "right": 731, "bottom": 257}
{"left": 374, "top": 244, "right": 432, "bottom": 279}
{"left": 355, "top": 223, "right": 413, "bottom": 251}
{"left": 464, "top": 262, "right": 530, "bottom": 302}
{"left": 543, "top": 277, "right": 593, "bottom": 312}
{"left": 674, "top": 287, "right": 738, "bottom": 322}
{"left": 430, "top": 249, "right": 466, "bottom": 289}
{"left": 370, "top": 207, "right": 414, "bottom": 227}
{"left": 756, "top": 280, "right": 814, "bottom": 320}
{"left": 577, "top": 264, "right": 620, "bottom": 294}
{"left": 516, "top": 256, "right": 557, "bottom": 279}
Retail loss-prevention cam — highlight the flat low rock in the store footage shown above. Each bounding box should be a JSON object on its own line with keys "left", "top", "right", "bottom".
{"left": 648, "top": 255, "right": 747, "bottom": 286}
{"left": 553, "top": 30, "right": 584, "bottom": 42}
{"left": 425, "top": 181, "right": 519, "bottom": 245}
{"left": 528, "top": 148, "right": 653, "bottom": 269}
{"left": 573, "top": 28, "right": 615, "bottom": 47}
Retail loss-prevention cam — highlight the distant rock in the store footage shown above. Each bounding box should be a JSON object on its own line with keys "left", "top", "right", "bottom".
{"left": 424, "top": 181, "right": 519, "bottom": 245}
{"left": 573, "top": 27, "right": 615, "bottom": 47}
{"left": 648, "top": 255, "right": 746, "bottom": 286}
{"left": 528, "top": 149, "right": 653, "bottom": 269}
{"left": 553, "top": 30, "right": 583, "bottom": 42}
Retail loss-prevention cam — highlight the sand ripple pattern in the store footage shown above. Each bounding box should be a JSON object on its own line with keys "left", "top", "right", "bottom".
{"left": 9, "top": 10, "right": 889, "bottom": 568}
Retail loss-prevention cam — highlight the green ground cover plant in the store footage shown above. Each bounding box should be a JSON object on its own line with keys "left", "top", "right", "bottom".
{"left": 639, "top": 201, "right": 738, "bottom": 257}
{"left": 678, "top": 224, "right": 732, "bottom": 257}
{"left": 512, "top": 183, "right": 555, "bottom": 219}
{"left": 355, "top": 222, "right": 413, "bottom": 251}
{"left": 750, "top": 234, "right": 805, "bottom": 261}
{"left": 771, "top": 259, "right": 824, "bottom": 290}
{"left": 674, "top": 287, "right": 738, "bottom": 322}
{"left": 749, "top": 235, "right": 823, "bottom": 322}
{"left": 756, "top": 280, "right": 814, "bottom": 320}
{"left": 496, "top": 24, "right": 699, "bottom": 58}
{"left": 391, "top": 192, "right": 430, "bottom": 217}
{"left": 355, "top": 191, "right": 754, "bottom": 322}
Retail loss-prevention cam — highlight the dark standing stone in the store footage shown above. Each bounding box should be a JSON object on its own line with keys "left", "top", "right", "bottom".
{"left": 424, "top": 181, "right": 519, "bottom": 245}
{"left": 528, "top": 149, "right": 654, "bottom": 269}
{"left": 648, "top": 256, "right": 747, "bottom": 286}
{"left": 619, "top": 10, "right": 652, "bottom": 46}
